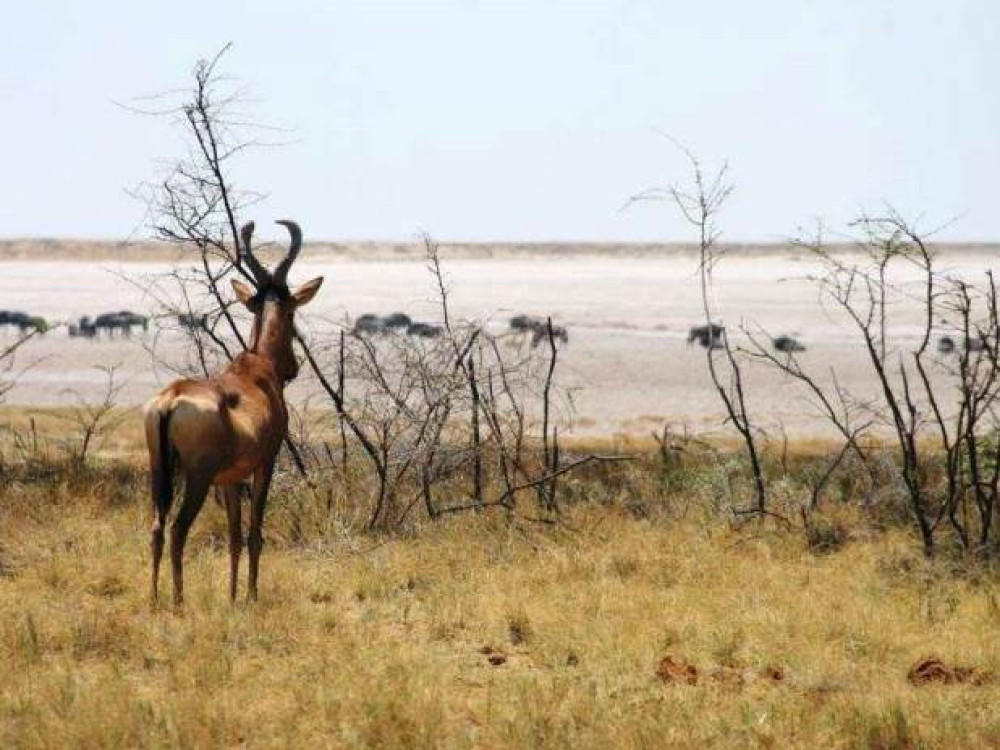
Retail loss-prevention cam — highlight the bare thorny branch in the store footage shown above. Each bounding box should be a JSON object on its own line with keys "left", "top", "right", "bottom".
{"left": 790, "top": 212, "right": 1000, "bottom": 555}
{"left": 0, "top": 328, "right": 44, "bottom": 403}
{"left": 632, "top": 144, "right": 766, "bottom": 515}
{"left": 325, "top": 235, "right": 619, "bottom": 531}
{"left": 56, "top": 365, "right": 128, "bottom": 466}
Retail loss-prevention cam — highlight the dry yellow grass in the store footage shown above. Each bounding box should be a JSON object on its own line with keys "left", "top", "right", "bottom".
{"left": 2, "top": 428, "right": 1000, "bottom": 747}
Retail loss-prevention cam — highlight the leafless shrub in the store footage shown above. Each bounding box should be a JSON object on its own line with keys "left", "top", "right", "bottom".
{"left": 55, "top": 365, "right": 128, "bottom": 467}
{"left": 0, "top": 329, "right": 41, "bottom": 404}
{"left": 302, "top": 236, "right": 620, "bottom": 531}
{"left": 631, "top": 143, "right": 767, "bottom": 516}
{"left": 742, "top": 323, "right": 876, "bottom": 512}
{"left": 780, "top": 209, "right": 1000, "bottom": 555}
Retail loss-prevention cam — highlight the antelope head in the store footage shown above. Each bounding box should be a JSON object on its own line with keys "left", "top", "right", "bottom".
{"left": 231, "top": 220, "right": 323, "bottom": 382}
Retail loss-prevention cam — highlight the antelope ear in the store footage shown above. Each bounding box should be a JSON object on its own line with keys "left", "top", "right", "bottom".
{"left": 291, "top": 276, "right": 324, "bottom": 307}
{"left": 231, "top": 279, "right": 256, "bottom": 308}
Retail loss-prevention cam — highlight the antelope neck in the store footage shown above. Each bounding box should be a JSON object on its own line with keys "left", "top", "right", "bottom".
{"left": 249, "top": 292, "right": 291, "bottom": 363}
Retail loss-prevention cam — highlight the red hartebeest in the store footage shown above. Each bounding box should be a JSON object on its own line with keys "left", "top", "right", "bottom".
{"left": 144, "top": 220, "right": 323, "bottom": 605}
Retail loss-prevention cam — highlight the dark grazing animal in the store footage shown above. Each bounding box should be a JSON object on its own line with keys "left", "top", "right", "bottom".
{"left": 509, "top": 314, "right": 569, "bottom": 347}
{"left": 177, "top": 313, "right": 208, "bottom": 331}
{"left": 406, "top": 321, "right": 444, "bottom": 339}
{"left": 773, "top": 335, "right": 806, "bottom": 353}
{"left": 69, "top": 316, "right": 97, "bottom": 338}
{"left": 509, "top": 314, "right": 536, "bottom": 332}
{"left": 115, "top": 311, "right": 149, "bottom": 336}
{"left": 383, "top": 312, "right": 412, "bottom": 331}
{"left": 92, "top": 310, "right": 149, "bottom": 338}
{"left": 352, "top": 313, "right": 443, "bottom": 339}
{"left": 687, "top": 323, "right": 725, "bottom": 349}
{"left": 352, "top": 313, "right": 385, "bottom": 336}
{"left": 0, "top": 311, "right": 28, "bottom": 329}
{"left": 530, "top": 324, "right": 568, "bottom": 347}
{"left": 93, "top": 312, "right": 125, "bottom": 337}
{"left": 937, "top": 335, "right": 990, "bottom": 355}
{"left": 67, "top": 311, "right": 147, "bottom": 338}
{"left": 0, "top": 311, "right": 47, "bottom": 333}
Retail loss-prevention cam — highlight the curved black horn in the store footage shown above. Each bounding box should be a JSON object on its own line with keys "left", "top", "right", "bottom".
{"left": 239, "top": 220, "right": 270, "bottom": 285}
{"left": 272, "top": 219, "right": 302, "bottom": 285}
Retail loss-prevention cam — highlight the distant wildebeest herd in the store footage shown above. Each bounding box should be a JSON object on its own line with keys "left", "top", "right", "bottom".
{"left": 936, "top": 335, "right": 992, "bottom": 355}
{"left": 1, "top": 307, "right": 986, "bottom": 359}
{"left": 685, "top": 323, "right": 807, "bottom": 353}
{"left": 686, "top": 323, "right": 988, "bottom": 357}
{"left": 68, "top": 311, "right": 149, "bottom": 338}
{"left": 351, "top": 312, "right": 444, "bottom": 338}
{"left": 350, "top": 312, "right": 569, "bottom": 348}
{"left": 0, "top": 310, "right": 49, "bottom": 333}
{"left": 0, "top": 310, "right": 148, "bottom": 338}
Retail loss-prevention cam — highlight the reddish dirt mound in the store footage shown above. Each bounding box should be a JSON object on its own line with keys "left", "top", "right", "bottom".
{"left": 907, "top": 656, "right": 992, "bottom": 686}
{"left": 763, "top": 665, "right": 785, "bottom": 682}
{"left": 656, "top": 656, "right": 699, "bottom": 685}
{"left": 478, "top": 644, "right": 508, "bottom": 666}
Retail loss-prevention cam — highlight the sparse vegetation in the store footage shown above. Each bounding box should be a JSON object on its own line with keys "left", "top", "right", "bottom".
{"left": 2, "top": 37, "right": 995, "bottom": 750}
{"left": 2, "top": 420, "right": 1000, "bottom": 748}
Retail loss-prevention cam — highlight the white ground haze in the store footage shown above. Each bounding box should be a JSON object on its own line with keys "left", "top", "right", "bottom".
{"left": 2, "top": 247, "right": 997, "bottom": 438}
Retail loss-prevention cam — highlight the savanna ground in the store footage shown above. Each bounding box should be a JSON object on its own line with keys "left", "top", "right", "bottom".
{"left": 2, "top": 409, "right": 1000, "bottom": 748}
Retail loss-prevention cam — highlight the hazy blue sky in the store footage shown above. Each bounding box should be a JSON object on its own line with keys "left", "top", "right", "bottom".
{"left": 1, "top": 1, "right": 997, "bottom": 241}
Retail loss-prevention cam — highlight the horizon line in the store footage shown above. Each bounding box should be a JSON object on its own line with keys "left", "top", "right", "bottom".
{"left": 3, "top": 236, "right": 1000, "bottom": 247}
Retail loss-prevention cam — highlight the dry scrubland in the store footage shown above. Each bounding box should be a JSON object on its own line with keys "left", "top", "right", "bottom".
{"left": 2, "top": 413, "right": 1000, "bottom": 748}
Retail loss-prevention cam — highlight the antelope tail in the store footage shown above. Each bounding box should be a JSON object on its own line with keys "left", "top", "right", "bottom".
{"left": 153, "top": 407, "right": 175, "bottom": 520}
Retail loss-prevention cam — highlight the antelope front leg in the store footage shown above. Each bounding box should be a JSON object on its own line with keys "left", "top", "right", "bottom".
{"left": 247, "top": 460, "right": 276, "bottom": 601}
{"left": 223, "top": 484, "right": 244, "bottom": 602}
